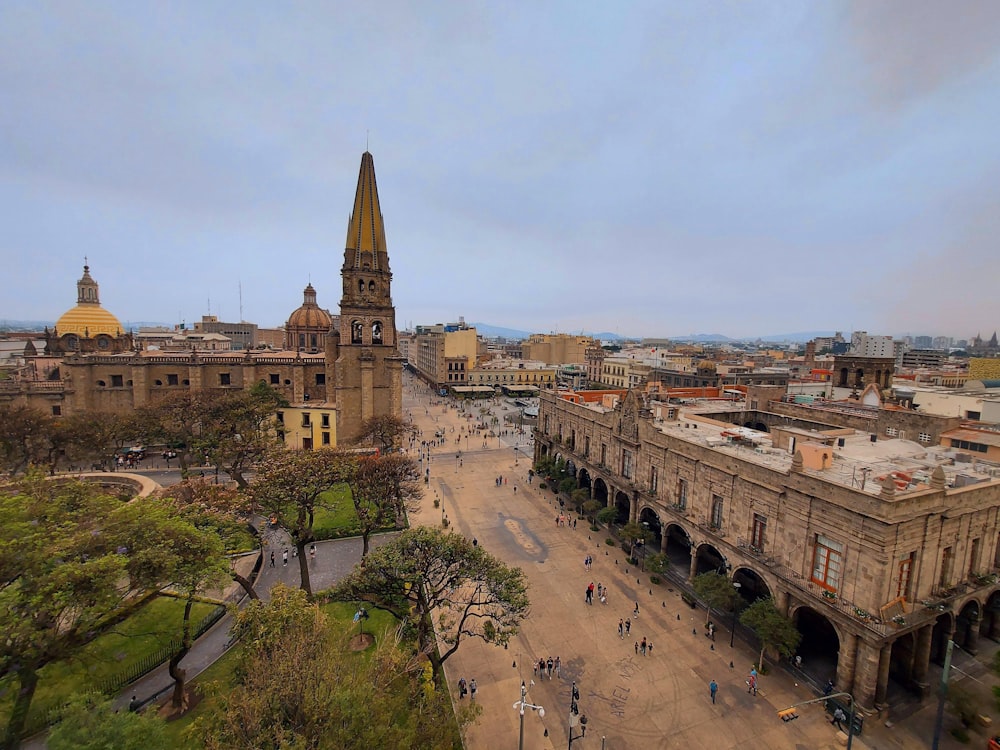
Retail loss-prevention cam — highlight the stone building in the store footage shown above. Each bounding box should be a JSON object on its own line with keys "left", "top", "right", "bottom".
{"left": 3, "top": 152, "right": 403, "bottom": 447}
{"left": 521, "top": 333, "right": 597, "bottom": 365}
{"left": 536, "top": 388, "right": 1000, "bottom": 710}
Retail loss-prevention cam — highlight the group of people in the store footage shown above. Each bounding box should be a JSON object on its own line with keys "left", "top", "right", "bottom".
{"left": 533, "top": 656, "right": 560, "bottom": 679}
{"left": 584, "top": 581, "right": 606, "bottom": 605}
{"left": 457, "top": 677, "right": 477, "bottom": 700}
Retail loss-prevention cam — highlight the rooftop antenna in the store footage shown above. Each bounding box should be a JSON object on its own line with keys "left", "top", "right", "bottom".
{"left": 207, "top": 296, "right": 211, "bottom": 315}
{"left": 366, "top": 130, "right": 369, "bottom": 151}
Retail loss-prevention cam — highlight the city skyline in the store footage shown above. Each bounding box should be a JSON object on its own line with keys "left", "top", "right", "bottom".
{"left": 3, "top": 2, "right": 1000, "bottom": 338}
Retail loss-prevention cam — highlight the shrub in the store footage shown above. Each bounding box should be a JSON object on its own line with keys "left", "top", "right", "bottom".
{"left": 950, "top": 726, "right": 970, "bottom": 743}
{"left": 650, "top": 575, "right": 661, "bottom": 585}
{"left": 605, "top": 538, "right": 616, "bottom": 546}
{"left": 539, "top": 483, "right": 547, "bottom": 490}
{"left": 626, "top": 557, "right": 638, "bottom": 566}
{"left": 590, "top": 525, "right": 600, "bottom": 532}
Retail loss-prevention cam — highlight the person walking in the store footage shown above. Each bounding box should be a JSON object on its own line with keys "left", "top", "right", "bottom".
{"left": 547, "top": 657, "right": 554, "bottom": 679}
{"left": 625, "top": 618, "right": 631, "bottom": 636}
{"left": 709, "top": 679, "right": 718, "bottom": 704}
{"left": 310, "top": 543, "right": 316, "bottom": 561}
{"left": 539, "top": 658, "right": 546, "bottom": 677}
{"left": 634, "top": 641, "right": 639, "bottom": 654}
{"left": 282, "top": 549, "right": 288, "bottom": 567}
{"left": 269, "top": 551, "right": 275, "bottom": 568}
{"left": 458, "top": 677, "right": 467, "bottom": 699}
{"left": 555, "top": 656, "right": 561, "bottom": 678}
{"left": 469, "top": 679, "right": 477, "bottom": 701}
{"left": 618, "top": 619, "right": 624, "bottom": 639}
{"left": 831, "top": 706, "right": 846, "bottom": 731}
{"left": 633, "top": 601, "right": 640, "bottom": 618}
{"left": 640, "top": 637, "right": 647, "bottom": 655}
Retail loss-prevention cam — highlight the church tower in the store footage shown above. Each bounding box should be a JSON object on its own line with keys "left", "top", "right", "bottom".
{"left": 334, "top": 152, "right": 403, "bottom": 443}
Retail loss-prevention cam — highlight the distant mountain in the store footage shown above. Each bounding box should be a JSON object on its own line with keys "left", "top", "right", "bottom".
{"left": 670, "top": 333, "right": 734, "bottom": 343}
{"left": 470, "top": 323, "right": 532, "bottom": 340}
{"left": 756, "top": 331, "right": 836, "bottom": 343}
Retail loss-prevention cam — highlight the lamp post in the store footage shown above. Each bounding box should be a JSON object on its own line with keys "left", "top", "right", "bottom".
{"left": 730, "top": 581, "right": 742, "bottom": 648}
{"left": 514, "top": 680, "right": 545, "bottom": 750}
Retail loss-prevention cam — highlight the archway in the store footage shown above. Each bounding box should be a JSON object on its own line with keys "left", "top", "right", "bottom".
{"left": 955, "top": 600, "right": 982, "bottom": 653}
{"left": 793, "top": 607, "right": 840, "bottom": 686}
{"left": 732, "top": 567, "right": 772, "bottom": 605}
{"left": 931, "top": 612, "right": 956, "bottom": 665}
{"left": 613, "top": 490, "right": 631, "bottom": 525}
{"left": 887, "top": 631, "right": 917, "bottom": 699}
{"left": 578, "top": 468, "right": 592, "bottom": 494}
{"left": 695, "top": 543, "right": 726, "bottom": 577}
{"left": 982, "top": 590, "right": 1000, "bottom": 641}
{"left": 638, "top": 507, "right": 662, "bottom": 557}
{"left": 593, "top": 477, "right": 609, "bottom": 506}
{"left": 855, "top": 369, "right": 865, "bottom": 388}
{"left": 839, "top": 368, "right": 849, "bottom": 387}
{"left": 753, "top": 422, "right": 768, "bottom": 433}
{"left": 664, "top": 523, "right": 692, "bottom": 568}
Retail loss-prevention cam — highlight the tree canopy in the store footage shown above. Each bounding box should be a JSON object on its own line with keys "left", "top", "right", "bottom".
{"left": 330, "top": 527, "right": 529, "bottom": 683}
{"left": 739, "top": 598, "right": 801, "bottom": 670}
{"left": 691, "top": 571, "right": 740, "bottom": 627}
{"left": 352, "top": 414, "right": 415, "bottom": 453}
{"left": 343, "top": 453, "right": 422, "bottom": 558}
{"left": 47, "top": 693, "right": 169, "bottom": 750}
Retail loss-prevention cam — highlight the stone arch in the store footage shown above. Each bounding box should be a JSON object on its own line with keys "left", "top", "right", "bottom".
{"left": 694, "top": 542, "right": 726, "bottom": 577}
{"left": 955, "top": 598, "right": 983, "bottom": 653}
{"left": 839, "top": 367, "right": 849, "bottom": 387}
{"left": 888, "top": 630, "right": 917, "bottom": 694}
{"left": 593, "top": 477, "right": 609, "bottom": 506}
{"left": 855, "top": 369, "right": 865, "bottom": 388}
{"left": 664, "top": 523, "right": 692, "bottom": 568}
{"left": 731, "top": 567, "right": 772, "bottom": 605}
{"left": 638, "top": 506, "right": 662, "bottom": 554}
{"left": 753, "top": 422, "right": 768, "bottom": 432}
{"left": 371, "top": 320, "right": 383, "bottom": 343}
{"left": 613, "top": 490, "right": 630, "bottom": 525}
{"left": 791, "top": 605, "right": 842, "bottom": 687}
{"left": 931, "top": 611, "right": 956, "bottom": 665}
{"left": 578, "top": 468, "right": 592, "bottom": 494}
{"left": 982, "top": 589, "right": 1000, "bottom": 641}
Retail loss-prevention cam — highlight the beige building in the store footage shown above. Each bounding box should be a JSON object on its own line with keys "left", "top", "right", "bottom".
{"left": 410, "top": 321, "right": 479, "bottom": 389}
{"left": 970, "top": 358, "right": 1000, "bottom": 382}
{"left": 467, "top": 359, "right": 555, "bottom": 392}
{"left": 537, "top": 387, "right": 1000, "bottom": 711}
{"left": 278, "top": 403, "right": 337, "bottom": 450}
{"left": 600, "top": 356, "right": 652, "bottom": 389}
{"left": 521, "top": 333, "right": 597, "bottom": 365}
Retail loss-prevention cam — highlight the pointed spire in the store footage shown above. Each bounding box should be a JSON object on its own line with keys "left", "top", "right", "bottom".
{"left": 343, "top": 152, "right": 389, "bottom": 273}
{"left": 76, "top": 262, "right": 100, "bottom": 305}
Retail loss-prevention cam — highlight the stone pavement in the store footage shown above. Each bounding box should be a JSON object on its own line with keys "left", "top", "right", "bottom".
{"left": 401, "top": 376, "right": 956, "bottom": 750}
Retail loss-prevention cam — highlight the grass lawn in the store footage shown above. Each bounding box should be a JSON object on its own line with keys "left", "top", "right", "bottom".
{"left": 313, "top": 484, "right": 360, "bottom": 538}
{"left": 0, "top": 595, "right": 218, "bottom": 734}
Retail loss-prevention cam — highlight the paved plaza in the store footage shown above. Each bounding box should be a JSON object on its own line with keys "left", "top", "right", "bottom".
{"left": 400, "top": 376, "right": 965, "bottom": 750}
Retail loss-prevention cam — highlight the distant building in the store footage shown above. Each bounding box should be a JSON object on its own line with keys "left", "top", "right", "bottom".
{"left": 521, "top": 333, "right": 598, "bottom": 365}
{"left": 193, "top": 315, "right": 256, "bottom": 351}
{"left": 410, "top": 320, "right": 479, "bottom": 389}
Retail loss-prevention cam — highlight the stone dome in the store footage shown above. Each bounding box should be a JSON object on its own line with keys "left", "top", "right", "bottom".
{"left": 287, "top": 284, "right": 333, "bottom": 330}
{"left": 696, "top": 359, "right": 717, "bottom": 373}
{"left": 54, "top": 264, "right": 125, "bottom": 337}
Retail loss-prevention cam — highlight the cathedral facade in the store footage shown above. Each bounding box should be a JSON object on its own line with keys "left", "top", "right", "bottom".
{"left": 4, "top": 152, "right": 402, "bottom": 447}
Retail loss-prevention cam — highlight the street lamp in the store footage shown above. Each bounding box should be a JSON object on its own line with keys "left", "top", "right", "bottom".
{"left": 730, "top": 581, "right": 742, "bottom": 648}
{"left": 514, "top": 680, "right": 545, "bottom": 750}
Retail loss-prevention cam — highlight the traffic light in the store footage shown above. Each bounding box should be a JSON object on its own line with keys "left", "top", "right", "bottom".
{"left": 778, "top": 708, "right": 798, "bottom": 722}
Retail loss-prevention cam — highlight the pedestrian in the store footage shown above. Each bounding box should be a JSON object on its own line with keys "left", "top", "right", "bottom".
{"left": 128, "top": 695, "right": 139, "bottom": 712}
{"left": 710, "top": 679, "right": 718, "bottom": 704}
{"left": 648, "top": 641, "right": 653, "bottom": 654}
{"left": 597, "top": 583, "right": 603, "bottom": 599}
{"left": 634, "top": 641, "right": 639, "bottom": 654}
{"left": 831, "top": 706, "right": 846, "bottom": 730}
{"left": 470, "top": 679, "right": 477, "bottom": 700}
{"left": 625, "top": 618, "right": 631, "bottom": 635}
{"left": 269, "top": 550, "right": 275, "bottom": 567}
{"left": 282, "top": 549, "right": 288, "bottom": 566}
{"left": 533, "top": 660, "right": 538, "bottom": 676}
{"left": 640, "top": 637, "right": 647, "bottom": 655}
{"left": 310, "top": 543, "right": 316, "bottom": 560}
{"left": 747, "top": 674, "right": 757, "bottom": 695}
{"left": 707, "top": 622, "right": 715, "bottom": 641}
{"left": 513, "top": 486, "right": 517, "bottom": 494}
{"left": 823, "top": 679, "right": 834, "bottom": 696}
{"left": 547, "top": 657, "right": 554, "bottom": 679}
{"left": 618, "top": 619, "right": 624, "bottom": 639}
{"left": 555, "top": 656, "right": 561, "bottom": 678}
{"left": 633, "top": 601, "right": 640, "bottom": 618}
{"left": 458, "top": 677, "right": 467, "bottom": 699}
{"left": 573, "top": 518, "right": 577, "bottom": 528}
{"left": 539, "top": 658, "right": 546, "bottom": 676}
{"left": 472, "top": 537, "right": 478, "bottom": 547}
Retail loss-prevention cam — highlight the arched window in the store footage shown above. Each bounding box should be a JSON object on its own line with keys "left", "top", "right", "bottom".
{"left": 352, "top": 320, "right": 363, "bottom": 343}
{"left": 368, "top": 280, "right": 376, "bottom": 294}
{"left": 358, "top": 279, "right": 365, "bottom": 294}
{"left": 372, "top": 321, "right": 383, "bottom": 343}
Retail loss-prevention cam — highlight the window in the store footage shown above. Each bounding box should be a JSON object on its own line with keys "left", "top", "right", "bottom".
{"left": 276, "top": 412, "right": 284, "bottom": 424}
{"left": 811, "top": 535, "right": 844, "bottom": 591}
{"left": 220, "top": 373, "right": 231, "bottom": 386}
{"left": 167, "top": 374, "right": 179, "bottom": 386}
{"left": 111, "top": 374, "right": 123, "bottom": 387}
{"left": 751, "top": 514, "right": 767, "bottom": 550}
{"left": 939, "top": 546, "right": 954, "bottom": 587}
{"left": 585, "top": 436, "right": 591, "bottom": 457}
{"left": 918, "top": 432, "right": 931, "bottom": 443}
{"left": 270, "top": 373, "right": 280, "bottom": 385}
{"left": 321, "top": 413, "right": 330, "bottom": 428}
{"left": 316, "top": 373, "right": 326, "bottom": 385}
{"left": 600, "top": 443, "right": 608, "bottom": 466}
{"left": 969, "top": 538, "right": 981, "bottom": 578}
{"left": 51, "top": 405, "right": 61, "bottom": 416}
{"left": 322, "top": 432, "right": 331, "bottom": 446}
{"left": 622, "top": 449, "right": 633, "bottom": 479}
{"left": 650, "top": 466, "right": 658, "bottom": 494}
{"left": 676, "top": 478, "right": 687, "bottom": 509}
{"left": 950, "top": 438, "right": 988, "bottom": 453}
{"left": 896, "top": 553, "right": 913, "bottom": 600}
{"left": 302, "top": 413, "right": 311, "bottom": 427}
{"left": 885, "top": 426, "right": 898, "bottom": 437}
{"left": 710, "top": 496, "right": 724, "bottom": 530}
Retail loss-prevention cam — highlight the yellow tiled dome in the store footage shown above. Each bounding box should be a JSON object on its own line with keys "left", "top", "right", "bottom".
{"left": 55, "top": 305, "right": 124, "bottom": 337}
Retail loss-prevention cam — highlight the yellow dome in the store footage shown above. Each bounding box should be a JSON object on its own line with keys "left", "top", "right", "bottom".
{"left": 55, "top": 305, "right": 124, "bottom": 337}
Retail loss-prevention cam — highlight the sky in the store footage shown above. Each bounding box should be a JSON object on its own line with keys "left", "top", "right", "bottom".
{"left": 2, "top": 1, "right": 1000, "bottom": 340}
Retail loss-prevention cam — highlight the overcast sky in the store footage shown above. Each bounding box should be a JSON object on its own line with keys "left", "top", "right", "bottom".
{"left": 2, "top": 2, "right": 999, "bottom": 340}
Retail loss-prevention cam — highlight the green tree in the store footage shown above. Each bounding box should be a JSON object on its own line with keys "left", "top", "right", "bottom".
{"left": 582, "top": 499, "right": 602, "bottom": 524}
{"left": 0, "top": 405, "right": 53, "bottom": 475}
{"left": 645, "top": 552, "right": 670, "bottom": 576}
{"left": 620, "top": 521, "right": 651, "bottom": 561}
{"left": 47, "top": 693, "right": 169, "bottom": 750}
{"left": 596, "top": 506, "right": 617, "bottom": 527}
{"left": 352, "top": 414, "right": 416, "bottom": 453}
{"left": 0, "top": 475, "right": 218, "bottom": 747}
{"left": 330, "top": 527, "right": 530, "bottom": 683}
{"left": 344, "top": 453, "right": 422, "bottom": 558}
{"left": 194, "top": 585, "right": 470, "bottom": 749}
{"left": 691, "top": 571, "right": 739, "bottom": 628}
{"left": 251, "top": 448, "right": 350, "bottom": 597}
{"left": 739, "top": 598, "right": 801, "bottom": 670}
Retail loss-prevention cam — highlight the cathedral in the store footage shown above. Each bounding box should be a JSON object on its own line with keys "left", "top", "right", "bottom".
{"left": 4, "top": 152, "right": 403, "bottom": 447}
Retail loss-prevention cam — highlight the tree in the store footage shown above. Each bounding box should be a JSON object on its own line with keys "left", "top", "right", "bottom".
{"left": 645, "top": 552, "right": 670, "bottom": 576}
{"left": 352, "top": 414, "right": 415, "bottom": 453}
{"left": 582, "top": 499, "right": 602, "bottom": 524}
{"left": 194, "top": 585, "right": 470, "bottom": 749}
{"left": 330, "top": 527, "right": 530, "bottom": 683}
{"left": 47, "top": 693, "right": 169, "bottom": 750}
{"left": 620, "top": 521, "right": 652, "bottom": 562}
{"left": 596, "top": 506, "right": 617, "bottom": 527}
{"left": 251, "top": 448, "right": 349, "bottom": 597}
{"left": 0, "top": 405, "right": 53, "bottom": 475}
{"left": 691, "top": 571, "right": 739, "bottom": 628}
{"left": 0, "top": 474, "right": 219, "bottom": 747}
{"left": 739, "top": 598, "right": 801, "bottom": 670}
{"left": 344, "top": 453, "right": 422, "bottom": 558}
{"left": 136, "top": 391, "right": 211, "bottom": 478}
